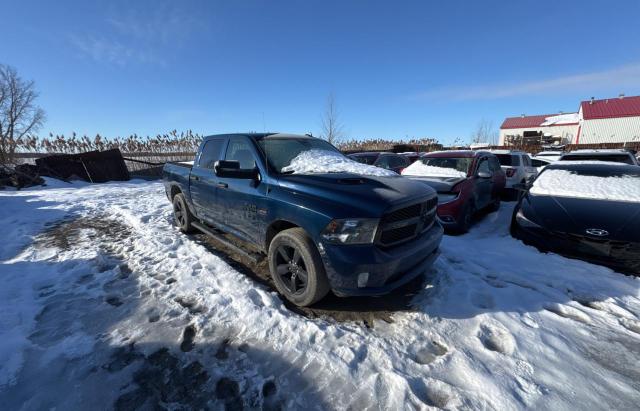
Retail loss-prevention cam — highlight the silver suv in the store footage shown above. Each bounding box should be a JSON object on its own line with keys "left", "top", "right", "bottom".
{"left": 490, "top": 150, "right": 538, "bottom": 189}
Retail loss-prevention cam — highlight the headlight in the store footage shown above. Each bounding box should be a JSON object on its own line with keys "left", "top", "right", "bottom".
{"left": 321, "top": 218, "right": 379, "bottom": 244}
{"left": 437, "top": 192, "right": 459, "bottom": 204}
{"left": 515, "top": 209, "right": 541, "bottom": 228}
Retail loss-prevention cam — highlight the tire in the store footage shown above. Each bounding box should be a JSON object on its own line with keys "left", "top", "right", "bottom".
{"left": 267, "top": 228, "right": 330, "bottom": 307}
{"left": 456, "top": 201, "right": 475, "bottom": 233}
{"left": 173, "top": 193, "right": 195, "bottom": 233}
{"left": 488, "top": 196, "right": 501, "bottom": 212}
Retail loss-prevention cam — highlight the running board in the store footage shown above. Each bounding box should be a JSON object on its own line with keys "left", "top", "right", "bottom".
{"left": 191, "top": 222, "right": 264, "bottom": 265}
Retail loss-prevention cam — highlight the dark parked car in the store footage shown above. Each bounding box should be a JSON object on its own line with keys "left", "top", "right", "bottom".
{"left": 348, "top": 152, "right": 411, "bottom": 174}
{"left": 559, "top": 149, "right": 639, "bottom": 166}
{"left": 511, "top": 162, "right": 640, "bottom": 275}
{"left": 163, "top": 133, "right": 443, "bottom": 306}
{"left": 402, "top": 150, "right": 506, "bottom": 232}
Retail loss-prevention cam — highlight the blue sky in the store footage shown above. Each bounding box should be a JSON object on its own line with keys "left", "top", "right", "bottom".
{"left": 3, "top": 0, "right": 640, "bottom": 145}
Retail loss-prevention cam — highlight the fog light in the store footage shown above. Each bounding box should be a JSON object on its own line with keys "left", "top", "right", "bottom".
{"left": 440, "top": 215, "right": 455, "bottom": 223}
{"left": 357, "top": 272, "right": 369, "bottom": 288}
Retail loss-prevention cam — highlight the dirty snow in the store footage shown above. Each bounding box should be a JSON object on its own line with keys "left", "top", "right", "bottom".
{"left": 1, "top": 179, "right": 639, "bottom": 410}
{"left": 530, "top": 168, "right": 640, "bottom": 202}
{"left": 401, "top": 161, "right": 467, "bottom": 178}
{"left": 281, "top": 149, "right": 396, "bottom": 176}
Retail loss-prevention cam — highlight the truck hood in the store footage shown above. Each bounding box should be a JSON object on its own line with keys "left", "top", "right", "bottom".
{"left": 277, "top": 173, "right": 436, "bottom": 217}
{"left": 404, "top": 176, "right": 465, "bottom": 193}
{"left": 521, "top": 194, "right": 640, "bottom": 242}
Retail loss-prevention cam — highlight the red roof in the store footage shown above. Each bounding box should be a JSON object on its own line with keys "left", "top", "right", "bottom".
{"left": 581, "top": 95, "right": 640, "bottom": 120}
{"left": 500, "top": 114, "right": 555, "bottom": 129}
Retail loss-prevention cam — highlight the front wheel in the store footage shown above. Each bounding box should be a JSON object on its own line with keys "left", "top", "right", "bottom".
{"left": 268, "top": 228, "right": 330, "bottom": 307}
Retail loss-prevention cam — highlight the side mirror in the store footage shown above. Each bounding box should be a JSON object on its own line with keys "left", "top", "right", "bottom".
{"left": 477, "top": 171, "right": 492, "bottom": 179}
{"left": 214, "top": 160, "right": 258, "bottom": 180}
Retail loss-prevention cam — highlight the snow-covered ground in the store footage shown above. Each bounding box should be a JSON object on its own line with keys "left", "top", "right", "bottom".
{"left": 1, "top": 179, "right": 639, "bottom": 410}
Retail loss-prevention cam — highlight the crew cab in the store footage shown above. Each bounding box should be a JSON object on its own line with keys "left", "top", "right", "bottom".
{"left": 401, "top": 150, "right": 506, "bottom": 232}
{"left": 163, "top": 133, "right": 443, "bottom": 306}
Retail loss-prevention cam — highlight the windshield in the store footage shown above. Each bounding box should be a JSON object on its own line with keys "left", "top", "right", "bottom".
{"left": 349, "top": 154, "right": 378, "bottom": 165}
{"left": 560, "top": 154, "right": 634, "bottom": 165}
{"left": 530, "top": 167, "right": 640, "bottom": 202}
{"left": 419, "top": 157, "right": 472, "bottom": 174}
{"left": 258, "top": 137, "right": 342, "bottom": 173}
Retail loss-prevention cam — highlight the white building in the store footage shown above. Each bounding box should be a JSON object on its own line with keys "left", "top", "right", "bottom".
{"left": 499, "top": 113, "right": 579, "bottom": 146}
{"left": 577, "top": 95, "right": 640, "bottom": 144}
{"left": 500, "top": 94, "right": 640, "bottom": 146}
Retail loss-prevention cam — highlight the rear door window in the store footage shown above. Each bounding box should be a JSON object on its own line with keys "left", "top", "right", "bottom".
{"left": 522, "top": 155, "right": 532, "bottom": 167}
{"left": 198, "top": 139, "right": 225, "bottom": 169}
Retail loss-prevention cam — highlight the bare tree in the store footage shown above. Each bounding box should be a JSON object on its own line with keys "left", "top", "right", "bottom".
{"left": 0, "top": 64, "right": 46, "bottom": 165}
{"left": 470, "top": 119, "right": 498, "bottom": 146}
{"left": 321, "top": 92, "right": 344, "bottom": 144}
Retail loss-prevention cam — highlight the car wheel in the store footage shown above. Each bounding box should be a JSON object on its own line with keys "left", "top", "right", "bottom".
{"left": 268, "top": 228, "right": 330, "bottom": 307}
{"left": 173, "top": 193, "right": 195, "bottom": 233}
{"left": 488, "top": 196, "right": 501, "bottom": 212}
{"left": 457, "top": 202, "right": 475, "bottom": 233}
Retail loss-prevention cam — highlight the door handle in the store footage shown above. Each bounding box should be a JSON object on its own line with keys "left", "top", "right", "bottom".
{"left": 217, "top": 182, "right": 228, "bottom": 189}
{"left": 192, "top": 175, "right": 200, "bottom": 181}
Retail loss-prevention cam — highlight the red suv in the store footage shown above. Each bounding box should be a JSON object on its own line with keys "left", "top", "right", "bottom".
{"left": 402, "top": 150, "right": 506, "bottom": 232}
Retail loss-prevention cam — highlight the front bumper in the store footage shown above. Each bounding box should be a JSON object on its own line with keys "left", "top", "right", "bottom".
{"left": 435, "top": 197, "right": 465, "bottom": 227}
{"left": 512, "top": 222, "right": 640, "bottom": 276}
{"left": 319, "top": 222, "right": 444, "bottom": 296}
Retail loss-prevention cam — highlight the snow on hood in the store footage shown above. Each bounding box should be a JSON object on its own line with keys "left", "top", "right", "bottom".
{"left": 281, "top": 150, "right": 396, "bottom": 176}
{"left": 541, "top": 113, "right": 579, "bottom": 126}
{"left": 530, "top": 168, "right": 640, "bottom": 202}
{"left": 401, "top": 161, "right": 467, "bottom": 178}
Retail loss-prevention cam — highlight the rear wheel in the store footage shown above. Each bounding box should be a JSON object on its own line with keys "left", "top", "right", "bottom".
{"left": 268, "top": 228, "right": 330, "bottom": 307}
{"left": 457, "top": 201, "right": 475, "bottom": 233}
{"left": 488, "top": 196, "right": 501, "bottom": 212}
{"left": 173, "top": 193, "right": 195, "bottom": 233}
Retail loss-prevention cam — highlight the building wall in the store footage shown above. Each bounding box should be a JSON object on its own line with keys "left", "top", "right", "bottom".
{"left": 499, "top": 124, "right": 579, "bottom": 145}
{"left": 578, "top": 116, "right": 640, "bottom": 144}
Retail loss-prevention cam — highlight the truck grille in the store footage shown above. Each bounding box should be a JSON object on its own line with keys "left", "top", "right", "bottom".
{"left": 377, "top": 198, "right": 437, "bottom": 247}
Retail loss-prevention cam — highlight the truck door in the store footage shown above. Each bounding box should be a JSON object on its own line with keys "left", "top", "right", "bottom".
{"left": 189, "top": 137, "right": 225, "bottom": 222}
{"left": 214, "top": 136, "right": 269, "bottom": 245}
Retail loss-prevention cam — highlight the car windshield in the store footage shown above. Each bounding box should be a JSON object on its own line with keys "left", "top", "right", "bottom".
{"left": 419, "top": 157, "right": 472, "bottom": 173}
{"left": 350, "top": 154, "right": 378, "bottom": 165}
{"left": 530, "top": 166, "right": 640, "bottom": 202}
{"left": 561, "top": 154, "right": 634, "bottom": 165}
{"left": 257, "top": 137, "right": 342, "bottom": 173}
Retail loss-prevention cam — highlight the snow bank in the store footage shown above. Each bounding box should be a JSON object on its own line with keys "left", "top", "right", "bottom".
{"left": 530, "top": 168, "right": 640, "bottom": 202}
{"left": 281, "top": 150, "right": 396, "bottom": 176}
{"left": 401, "top": 161, "right": 467, "bottom": 178}
{"left": 541, "top": 113, "right": 579, "bottom": 126}
{"left": 2, "top": 180, "right": 640, "bottom": 409}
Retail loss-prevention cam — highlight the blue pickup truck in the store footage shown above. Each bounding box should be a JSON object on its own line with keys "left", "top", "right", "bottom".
{"left": 163, "top": 133, "right": 443, "bottom": 306}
